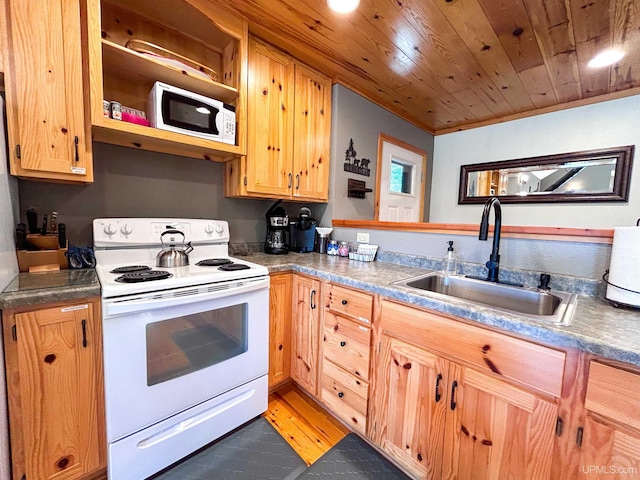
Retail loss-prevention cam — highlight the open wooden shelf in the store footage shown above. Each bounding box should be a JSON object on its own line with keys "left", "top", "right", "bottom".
{"left": 101, "top": 40, "right": 239, "bottom": 104}
{"left": 92, "top": 117, "right": 242, "bottom": 161}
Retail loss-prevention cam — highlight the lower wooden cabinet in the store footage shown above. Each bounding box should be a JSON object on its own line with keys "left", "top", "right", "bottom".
{"left": 291, "top": 275, "right": 321, "bottom": 396}
{"left": 577, "top": 361, "right": 640, "bottom": 479}
{"left": 370, "top": 299, "right": 561, "bottom": 480}
{"left": 269, "top": 273, "right": 292, "bottom": 389}
{"left": 2, "top": 298, "right": 105, "bottom": 480}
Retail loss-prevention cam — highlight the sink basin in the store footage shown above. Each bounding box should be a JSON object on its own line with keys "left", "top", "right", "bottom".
{"left": 393, "top": 272, "right": 577, "bottom": 325}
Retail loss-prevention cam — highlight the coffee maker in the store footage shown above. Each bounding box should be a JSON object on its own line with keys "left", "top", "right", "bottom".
{"left": 290, "top": 207, "right": 317, "bottom": 253}
{"left": 264, "top": 200, "right": 289, "bottom": 254}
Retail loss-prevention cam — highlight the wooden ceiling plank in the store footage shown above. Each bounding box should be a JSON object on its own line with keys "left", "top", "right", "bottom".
{"left": 610, "top": 0, "right": 640, "bottom": 92}
{"left": 522, "top": 0, "right": 583, "bottom": 103}
{"left": 435, "top": 0, "right": 537, "bottom": 114}
{"left": 569, "top": 0, "right": 612, "bottom": 97}
{"left": 477, "top": 0, "right": 546, "bottom": 73}
{"left": 518, "top": 64, "right": 560, "bottom": 108}
{"left": 225, "top": 0, "right": 473, "bottom": 127}
{"left": 382, "top": 0, "right": 513, "bottom": 120}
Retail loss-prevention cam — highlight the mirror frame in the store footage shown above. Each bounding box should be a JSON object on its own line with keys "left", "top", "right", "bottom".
{"left": 458, "top": 145, "right": 635, "bottom": 204}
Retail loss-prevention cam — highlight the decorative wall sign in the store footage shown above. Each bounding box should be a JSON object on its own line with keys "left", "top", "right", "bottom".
{"left": 343, "top": 138, "right": 371, "bottom": 176}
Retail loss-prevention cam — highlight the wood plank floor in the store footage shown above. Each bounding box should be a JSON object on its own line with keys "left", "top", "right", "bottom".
{"left": 264, "top": 383, "right": 349, "bottom": 466}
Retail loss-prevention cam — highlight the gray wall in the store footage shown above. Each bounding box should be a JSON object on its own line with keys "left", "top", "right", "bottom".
{"left": 18, "top": 143, "right": 321, "bottom": 247}
{"left": 431, "top": 94, "right": 640, "bottom": 228}
{"left": 320, "top": 85, "right": 435, "bottom": 226}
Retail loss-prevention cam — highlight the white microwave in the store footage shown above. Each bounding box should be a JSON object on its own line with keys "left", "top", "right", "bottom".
{"left": 148, "top": 82, "right": 236, "bottom": 145}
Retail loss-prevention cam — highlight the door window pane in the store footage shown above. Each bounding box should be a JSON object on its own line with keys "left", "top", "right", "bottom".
{"left": 390, "top": 159, "right": 413, "bottom": 194}
{"left": 146, "top": 304, "right": 248, "bottom": 386}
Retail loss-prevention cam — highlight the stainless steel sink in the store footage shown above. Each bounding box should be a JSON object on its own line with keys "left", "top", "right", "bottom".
{"left": 393, "top": 272, "right": 577, "bottom": 325}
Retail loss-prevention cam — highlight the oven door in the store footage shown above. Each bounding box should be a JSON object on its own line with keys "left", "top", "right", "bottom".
{"left": 102, "top": 278, "right": 269, "bottom": 442}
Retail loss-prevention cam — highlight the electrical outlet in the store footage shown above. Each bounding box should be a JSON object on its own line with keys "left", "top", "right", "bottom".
{"left": 356, "top": 232, "right": 370, "bottom": 243}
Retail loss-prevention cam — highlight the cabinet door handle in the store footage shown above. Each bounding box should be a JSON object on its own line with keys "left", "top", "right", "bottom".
{"left": 74, "top": 136, "right": 79, "bottom": 162}
{"left": 576, "top": 426, "right": 584, "bottom": 447}
{"left": 310, "top": 290, "right": 316, "bottom": 309}
{"left": 341, "top": 299, "right": 348, "bottom": 305}
{"left": 296, "top": 174, "right": 300, "bottom": 190}
{"left": 435, "top": 373, "right": 443, "bottom": 402}
{"left": 340, "top": 341, "right": 346, "bottom": 347}
{"left": 338, "top": 392, "right": 344, "bottom": 398}
{"left": 288, "top": 173, "right": 292, "bottom": 188}
{"left": 450, "top": 380, "right": 458, "bottom": 411}
{"left": 81, "top": 319, "right": 87, "bottom": 348}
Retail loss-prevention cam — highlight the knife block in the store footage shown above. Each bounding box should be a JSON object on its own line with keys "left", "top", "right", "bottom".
{"left": 16, "top": 234, "right": 68, "bottom": 272}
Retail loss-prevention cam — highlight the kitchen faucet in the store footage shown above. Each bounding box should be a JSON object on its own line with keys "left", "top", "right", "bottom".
{"left": 479, "top": 197, "right": 501, "bottom": 282}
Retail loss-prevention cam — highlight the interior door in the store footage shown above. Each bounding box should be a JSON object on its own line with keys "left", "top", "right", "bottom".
{"left": 375, "top": 133, "right": 427, "bottom": 222}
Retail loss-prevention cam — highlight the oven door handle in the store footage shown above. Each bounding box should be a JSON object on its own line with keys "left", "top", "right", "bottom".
{"left": 105, "top": 277, "right": 269, "bottom": 317}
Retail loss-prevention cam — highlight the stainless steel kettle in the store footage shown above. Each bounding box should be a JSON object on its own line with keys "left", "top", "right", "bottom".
{"left": 156, "top": 230, "right": 194, "bottom": 268}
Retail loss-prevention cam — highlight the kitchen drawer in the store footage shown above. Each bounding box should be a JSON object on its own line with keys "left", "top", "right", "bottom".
{"left": 321, "top": 360, "right": 368, "bottom": 435}
{"left": 324, "top": 283, "right": 373, "bottom": 324}
{"left": 380, "top": 300, "right": 566, "bottom": 397}
{"left": 585, "top": 361, "right": 640, "bottom": 431}
{"left": 323, "top": 311, "right": 371, "bottom": 380}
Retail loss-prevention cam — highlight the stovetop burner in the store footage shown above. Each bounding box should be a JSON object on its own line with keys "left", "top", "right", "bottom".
{"left": 196, "top": 258, "right": 233, "bottom": 267}
{"left": 218, "top": 263, "right": 251, "bottom": 271}
{"left": 110, "top": 265, "right": 152, "bottom": 274}
{"left": 115, "top": 270, "right": 173, "bottom": 283}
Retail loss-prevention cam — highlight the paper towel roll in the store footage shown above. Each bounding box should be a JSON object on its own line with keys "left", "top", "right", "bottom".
{"left": 607, "top": 226, "right": 640, "bottom": 307}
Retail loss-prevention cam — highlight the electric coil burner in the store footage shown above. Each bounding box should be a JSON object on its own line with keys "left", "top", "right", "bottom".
{"left": 110, "top": 265, "right": 152, "bottom": 274}
{"left": 219, "top": 263, "right": 251, "bottom": 271}
{"left": 196, "top": 258, "right": 233, "bottom": 267}
{"left": 93, "top": 218, "right": 269, "bottom": 480}
{"left": 115, "top": 270, "right": 172, "bottom": 283}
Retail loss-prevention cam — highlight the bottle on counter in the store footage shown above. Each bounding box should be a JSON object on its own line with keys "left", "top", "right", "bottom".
{"left": 442, "top": 240, "right": 458, "bottom": 275}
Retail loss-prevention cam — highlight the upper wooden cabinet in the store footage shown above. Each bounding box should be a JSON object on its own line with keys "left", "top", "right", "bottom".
{"left": 225, "top": 36, "right": 331, "bottom": 202}
{"left": 4, "top": 0, "right": 93, "bottom": 182}
{"left": 84, "top": 0, "right": 247, "bottom": 161}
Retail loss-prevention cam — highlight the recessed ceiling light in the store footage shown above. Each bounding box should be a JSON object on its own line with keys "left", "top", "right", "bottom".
{"left": 327, "top": 0, "right": 360, "bottom": 14}
{"left": 588, "top": 49, "right": 625, "bottom": 68}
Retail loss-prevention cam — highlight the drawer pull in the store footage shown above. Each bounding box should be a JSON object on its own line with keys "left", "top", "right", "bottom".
{"left": 341, "top": 299, "right": 348, "bottom": 305}
{"left": 338, "top": 392, "right": 344, "bottom": 398}
{"left": 340, "top": 341, "right": 346, "bottom": 347}
{"left": 450, "top": 381, "right": 458, "bottom": 411}
{"left": 435, "top": 373, "right": 443, "bottom": 402}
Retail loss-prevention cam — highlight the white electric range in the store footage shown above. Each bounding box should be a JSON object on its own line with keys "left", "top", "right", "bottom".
{"left": 93, "top": 218, "right": 270, "bottom": 480}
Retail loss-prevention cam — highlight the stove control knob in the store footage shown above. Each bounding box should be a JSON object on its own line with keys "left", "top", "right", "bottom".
{"left": 205, "top": 224, "right": 214, "bottom": 235}
{"left": 215, "top": 224, "right": 225, "bottom": 236}
{"left": 120, "top": 224, "right": 133, "bottom": 236}
{"left": 103, "top": 224, "right": 117, "bottom": 236}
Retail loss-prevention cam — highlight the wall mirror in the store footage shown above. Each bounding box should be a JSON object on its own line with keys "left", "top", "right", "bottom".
{"left": 459, "top": 145, "right": 634, "bottom": 204}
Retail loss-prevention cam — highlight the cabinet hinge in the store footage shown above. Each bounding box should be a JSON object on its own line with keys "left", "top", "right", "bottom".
{"left": 15, "top": 144, "right": 21, "bottom": 159}
{"left": 555, "top": 417, "right": 563, "bottom": 436}
{"left": 243, "top": 176, "right": 247, "bottom": 186}
{"left": 11, "top": 325, "right": 16, "bottom": 342}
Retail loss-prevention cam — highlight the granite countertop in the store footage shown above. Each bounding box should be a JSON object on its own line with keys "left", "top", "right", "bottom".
{"left": 0, "top": 269, "right": 101, "bottom": 309}
{"left": 244, "top": 252, "right": 640, "bottom": 367}
{"left": 2, "top": 253, "right": 638, "bottom": 367}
